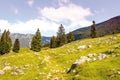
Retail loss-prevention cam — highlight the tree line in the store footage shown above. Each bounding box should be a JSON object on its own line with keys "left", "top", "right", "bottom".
{"left": 0, "top": 21, "right": 97, "bottom": 54}
{"left": 30, "top": 24, "right": 75, "bottom": 51}
{"left": 0, "top": 30, "right": 20, "bottom": 55}
{"left": 50, "top": 24, "right": 75, "bottom": 48}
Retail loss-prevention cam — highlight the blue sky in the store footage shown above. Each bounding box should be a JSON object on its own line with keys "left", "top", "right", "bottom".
{"left": 0, "top": 0, "right": 119, "bottom": 36}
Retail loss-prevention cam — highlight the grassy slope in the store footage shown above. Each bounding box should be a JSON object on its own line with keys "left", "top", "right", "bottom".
{"left": 0, "top": 34, "right": 120, "bottom": 80}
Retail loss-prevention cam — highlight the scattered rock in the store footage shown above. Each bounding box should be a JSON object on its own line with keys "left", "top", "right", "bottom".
{"left": 68, "top": 53, "right": 110, "bottom": 73}
{"left": 88, "top": 54, "right": 93, "bottom": 58}
{"left": 0, "top": 70, "right": 5, "bottom": 75}
{"left": 11, "top": 72, "right": 18, "bottom": 76}
{"left": 88, "top": 45, "right": 92, "bottom": 48}
{"left": 16, "top": 69, "right": 23, "bottom": 73}
{"left": 67, "top": 64, "right": 77, "bottom": 73}
{"left": 46, "top": 72, "right": 52, "bottom": 79}
{"left": 3, "top": 66, "right": 12, "bottom": 71}
{"left": 106, "top": 49, "right": 114, "bottom": 54}
{"left": 78, "top": 45, "right": 87, "bottom": 49}
{"left": 4, "top": 63, "right": 10, "bottom": 66}
{"left": 34, "top": 52, "right": 39, "bottom": 56}
{"left": 73, "top": 70, "right": 76, "bottom": 73}
{"left": 117, "top": 71, "right": 120, "bottom": 75}
{"left": 13, "top": 66, "right": 18, "bottom": 69}
{"left": 93, "top": 58, "right": 96, "bottom": 61}
{"left": 110, "top": 74, "right": 115, "bottom": 78}
{"left": 25, "top": 64, "right": 31, "bottom": 67}
{"left": 98, "top": 54, "right": 106, "bottom": 60}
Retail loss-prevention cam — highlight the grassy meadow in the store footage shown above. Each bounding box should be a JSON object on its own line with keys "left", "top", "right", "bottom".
{"left": 0, "top": 34, "right": 120, "bottom": 80}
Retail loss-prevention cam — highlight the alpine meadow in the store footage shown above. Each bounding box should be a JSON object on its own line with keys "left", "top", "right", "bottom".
{"left": 0, "top": 0, "right": 120, "bottom": 80}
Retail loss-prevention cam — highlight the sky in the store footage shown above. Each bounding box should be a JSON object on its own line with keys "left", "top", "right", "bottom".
{"left": 0, "top": 0, "right": 120, "bottom": 36}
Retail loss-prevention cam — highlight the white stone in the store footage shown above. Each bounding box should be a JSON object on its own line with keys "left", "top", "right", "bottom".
{"left": 88, "top": 54, "right": 93, "bottom": 58}
{"left": 78, "top": 45, "right": 87, "bottom": 49}
{"left": 93, "top": 53, "right": 97, "bottom": 56}
{"left": 4, "top": 63, "right": 10, "bottom": 66}
{"left": 11, "top": 72, "right": 18, "bottom": 75}
{"left": 98, "top": 54, "right": 106, "bottom": 60}
{"left": 25, "top": 64, "right": 30, "bottom": 67}
{"left": 0, "top": 70, "right": 5, "bottom": 75}
{"left": 73, "top": 70, "right": 76, "bottom": 73}
{"left": 118, "top": 71, "right": 120, "bottom": 75}
{"left": 3, "top": 66, "right": 11, "bottom": 71}
{"left": 86, "top": 58, "right": 91, "bottom": 62}
{"left": 16, "top": 69, "right": 23, "bottom": 73}
{"left": 93, "top": 58, "right": 96, "bottom": 61}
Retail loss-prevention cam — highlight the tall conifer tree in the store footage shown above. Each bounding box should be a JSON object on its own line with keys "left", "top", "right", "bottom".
{"left": 31, "top": 28, "right": 42, "bottom": 52}
{"left": 90, "top": 21, "right": 97, "bottom": 38}
{"left": 6, "top": 30, "right": 12, "bottom": 48}
{"left": 13, "top": 39, "right": 20, "bottom": 53}
{"left": 56, "top": 24, "right": 67, "bottom": 47}
{"left": 0, "top": 30, "right": 11, "bottom": 54}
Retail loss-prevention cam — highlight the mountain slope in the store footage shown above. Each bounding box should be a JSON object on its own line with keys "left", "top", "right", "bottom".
{"left": 73, "top": 16, "right": 120, "bottom": 40}
{"left": 10, "top": 33, "right": 50, "bottom": 48}
{"left": 0, "top": 33, "right": 120, "bottom": 80}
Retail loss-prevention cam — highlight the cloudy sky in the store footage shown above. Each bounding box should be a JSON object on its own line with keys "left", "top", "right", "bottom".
{"left": 0, "top": 0, "right": 119, "bottom": 36}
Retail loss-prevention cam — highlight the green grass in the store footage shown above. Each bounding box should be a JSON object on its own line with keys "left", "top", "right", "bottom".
{"left": 0, "top": 34, "right": 120, "bottom": 80}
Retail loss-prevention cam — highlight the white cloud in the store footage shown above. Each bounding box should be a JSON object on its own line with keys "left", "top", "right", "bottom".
{"left": 27, "top": 0, "right": 34, "bottom": 7}
{"left": 0, "top": 19, "right": 59, "bottom": 36}
{"left": 41, "top": 4, "right": 92, "bottom": 22}
{"left": 0, "top": 2, "right": 93, "bottom": 37}
{"left": 40, "top": 3, "right": 92, "bottom": 32}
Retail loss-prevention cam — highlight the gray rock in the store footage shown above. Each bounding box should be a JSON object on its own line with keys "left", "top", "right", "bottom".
{"left": 98, "top": 54, "right": 106, "bottom": 60}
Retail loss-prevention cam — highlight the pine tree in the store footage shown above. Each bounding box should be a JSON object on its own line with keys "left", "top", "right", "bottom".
{"left": 0, "top": 30, "right": 10, "bottom": 54}
{"left": 50, "top": 36, "right": 56, "bottom": 48}
{"left": 56, "top": 24, "right": 67, "bottom": 47}
{"left": 67, "top": 32, "right": 75, "bottom": 43}
{"left": 31, "top": 28, "right": 42, "bottom": 52}
{"left": 13, "top": 39, "right": 20, "bottom": 53}
{"left": 6, "top": 30, "right": 12, "bottom": 48}
{"left": 0, "top": 42, "right": 10, "bottom": 55}
{"left": 0, "top": 30, "right": 6, "bottom": 42}
{"left": 90, "top": 21, "right": 97, "bottom": 38}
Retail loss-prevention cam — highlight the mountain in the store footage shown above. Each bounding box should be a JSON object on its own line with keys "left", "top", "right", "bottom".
{"left": 10, "top": 33, "right": 51, "bottom": 48}
{"left": 72, "top": 16, "right": 120, "bottom": 40}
